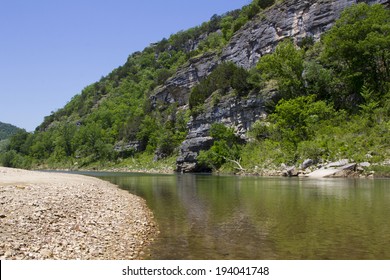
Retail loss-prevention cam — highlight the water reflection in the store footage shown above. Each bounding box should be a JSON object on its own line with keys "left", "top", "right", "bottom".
{"left": 92, "top": 173, "right": 390, "bottom": 260}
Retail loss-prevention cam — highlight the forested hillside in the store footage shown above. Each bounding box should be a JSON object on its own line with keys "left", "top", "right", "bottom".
{"left": 0, "top": 122, "right": 21, "bottom": 141}
{"left": 0, "top": 122, "right": 22, "bottom": 156}
{"left": 1, "top": 0, "right": 389, "bottom": 175}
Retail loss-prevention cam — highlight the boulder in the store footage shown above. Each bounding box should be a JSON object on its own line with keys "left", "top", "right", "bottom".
{"left": 307, "top": 163, "right": 357, "bottom": 178}
{"left": 359, "top": 162, "right": 371, "bottom": 168}
{"left": 282, "top": 166, "right": 299, "bottom": 177}
{"left": 301, "top": 159, "right": 314, "bottom": 169}
{"left": 176, "top": 137, "right": 214, "bottom": 173}
{"left": 325, "top": 159, "right": 349, "bottom": 168}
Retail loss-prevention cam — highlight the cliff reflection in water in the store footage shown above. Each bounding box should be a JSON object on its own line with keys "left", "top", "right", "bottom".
{"left": 93, "top": 173, "right": 390, "bottom": 260}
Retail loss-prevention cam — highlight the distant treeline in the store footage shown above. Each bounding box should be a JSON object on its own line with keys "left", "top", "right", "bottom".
{"left": 0, "top": 122, "right": 21, "bottom": 141}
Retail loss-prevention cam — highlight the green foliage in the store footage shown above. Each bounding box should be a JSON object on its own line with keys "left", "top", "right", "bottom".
{"left": 0, "top": 150, "right": 32, "bottom": 169}
{"left": 255, "top": 0, "right": 276, "bottom": 9}
{"left": 302, "top": 59, "right": 335, "bottom": 100}
{"left": 256, "top": 40, "right": 305, "bottom": 99}
{"left": 72, "top": 122, "right": 115, "bottom": 162}
{"left": 7, "top": 130, "right": 31, "bottom": 155}
{"left": 240, "top": 138, "right": 296, "bottom": 169}
{"left": 136, "top": 115, "right": 159, "bottom": 153}
{"left": 245, "top": 96, "right": 337, "bottom": 166}
{"left": 245, "top": 90, "right": 390, "bottom": 168}
{"left": 197, "top": 32, "right": 225, "bottom": 53}
{"left": 0, "top": 122, "right": 22, "bottom": 141}
{"left": 248, "top": 96, "right": 330, "bottom": 161}
{"left": 268, "top": 95, "right": 336, "bottom": 145}
{"left": 0, "top": 139, "right": 9, "bottom": 152}
{"left": 321, "top": 3, "right": 390, "bottom": 105}
{"left": 198, "top": 123, "right": 242, "bottom": 171}
{"left": 221, "top": 16, "right": 235, "bottom": 41}
{"left": 189, "top": 62, "right": 251, "bottom": 112}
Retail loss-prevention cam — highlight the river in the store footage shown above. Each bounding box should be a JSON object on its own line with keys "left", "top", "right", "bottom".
{"left": 84, "top": 172, "right": 390, "bottom": 260}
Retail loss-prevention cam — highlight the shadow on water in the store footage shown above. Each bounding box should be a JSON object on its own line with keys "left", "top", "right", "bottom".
{"left": 85, "top": 172, "right": 390, "bottom": 260}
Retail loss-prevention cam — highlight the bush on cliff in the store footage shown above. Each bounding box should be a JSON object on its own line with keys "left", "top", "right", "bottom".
{"left": 189, "top": 62, "right": 251, "bottom": 113}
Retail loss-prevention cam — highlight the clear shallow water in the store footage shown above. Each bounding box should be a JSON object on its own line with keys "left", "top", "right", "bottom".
{"left": 84, "top": 172, "right": 390, "bottom": 260}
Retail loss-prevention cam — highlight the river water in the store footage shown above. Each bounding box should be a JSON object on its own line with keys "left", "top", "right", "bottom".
{"left": 86, "top": 172, "right": 390, "bottom": 260}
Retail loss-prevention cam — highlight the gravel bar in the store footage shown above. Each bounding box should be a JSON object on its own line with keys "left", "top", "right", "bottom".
{"left": 0, "top": 167, "right": 158, "bottom": 260}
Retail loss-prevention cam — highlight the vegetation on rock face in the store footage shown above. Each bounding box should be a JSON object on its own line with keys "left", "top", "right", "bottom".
{"left": 1, "top": 2, "right": 390, "bottom": 175}
{"left": 189, "top": 62, "right": 252, "bottom": 114}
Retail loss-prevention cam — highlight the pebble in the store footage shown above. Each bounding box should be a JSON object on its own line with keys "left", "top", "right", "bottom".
{"left": 0, "top": 167, "right": 158, "bottom": 260}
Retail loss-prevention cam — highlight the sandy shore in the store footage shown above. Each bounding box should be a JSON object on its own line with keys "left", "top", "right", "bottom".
{"left": 0, "top": 167, "right": 158, "bottom": 260}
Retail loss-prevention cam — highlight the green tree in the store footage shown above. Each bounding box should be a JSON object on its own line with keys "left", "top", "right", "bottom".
{"left": 136, "top": 115, "right": 160, "bottom": 152}
{"left": 256, "top": 40, "right": 305, "bottom": 99}
{"left": 30, "top": 131, "right": 55, "bottom": 160}
{"left": 221, "top": 15, "right": 234, "bottom": 41}
{"left": 198, "top": 123, "right": 243, "bottom": 171}
{"left": 7, "top": 130, "right": 33, "bottom": 155}
{"left": 267, "top": 95, "right": 336, "bottom": 146}
{"left": 0, "top": 122, "right": 22, "bottom": 141}
{"left": 52, "top": 123, "right": 77, "bottom": 159}
{"left": 321, "top": 3, "right": 390, "bottom": 104}
{"left": 73, "top": 122, "right": 114, "bottom": 161}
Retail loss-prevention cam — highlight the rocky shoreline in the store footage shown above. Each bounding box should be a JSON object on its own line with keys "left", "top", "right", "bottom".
{"left": 0, "top": 167, "right": 158, "bottom": 260}
{"left": 52, "top": 159, "right": 389, "bottom": 178}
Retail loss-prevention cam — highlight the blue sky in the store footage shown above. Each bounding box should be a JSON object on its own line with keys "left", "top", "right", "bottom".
{"left": 0, "top": 0, "right": 250, "bottom": 131}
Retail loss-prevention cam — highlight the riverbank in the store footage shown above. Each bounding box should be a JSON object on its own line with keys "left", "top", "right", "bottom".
{"left": 47, "top": 162, "right": 390, "bottom": 178}
{"left": 0, "top": 167, "right": 158, "bottom": 260}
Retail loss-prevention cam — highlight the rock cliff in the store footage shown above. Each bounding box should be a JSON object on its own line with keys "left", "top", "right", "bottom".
{"left": 157, "top": 0, "right": 389, "bottom": 172}
{"left": 152, "top": 0, "right": 389, "bottom": 111}
{"left": 177, "top": 94, "right": 269, "bottom": 172}
{"left": 222, "top": 0, "right": 389, "bottom": 69}
{"left": 151, "top": 52, "right": 218, "bottom": 109}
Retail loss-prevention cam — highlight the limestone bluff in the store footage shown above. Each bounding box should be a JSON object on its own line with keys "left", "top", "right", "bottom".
{"left": 155, "top": 0, "right": 389, "bottom": 172}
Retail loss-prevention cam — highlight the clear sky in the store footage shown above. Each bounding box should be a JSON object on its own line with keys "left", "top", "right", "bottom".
{"left": 0, "top": 0, "right": 250, "bottom": 131}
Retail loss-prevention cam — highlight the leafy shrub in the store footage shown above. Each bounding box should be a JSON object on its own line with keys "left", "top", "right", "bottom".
{"left": 266, "top": 95, "right": 336, "bottom": 146}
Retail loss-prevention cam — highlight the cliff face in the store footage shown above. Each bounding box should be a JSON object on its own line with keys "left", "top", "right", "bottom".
{"left": 177, "top": 94, "right": 268, "bottom": 172}
{"left": 152, "top": 0, "right": 389, "bottom": 111}
{"left": 222, "top": 0, "right": 390, "bottom": 69}
{"left": 150, "top": 52, "right": 218, "bottom": 109}
{"left": 174, "top": 0, "right": 389, "bottom": 172}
